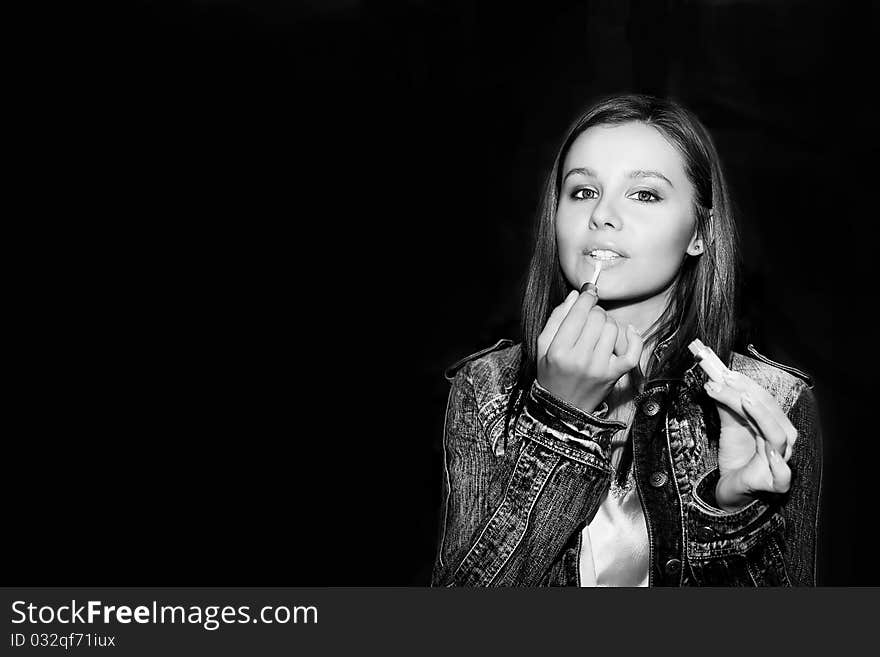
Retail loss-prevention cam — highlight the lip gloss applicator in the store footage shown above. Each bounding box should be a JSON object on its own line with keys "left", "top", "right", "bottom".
{"left": 580, "top": 260, "right": 602, "bottom": 295}
{"left": 687, "top": 338, "right": 732, "bottom": 383}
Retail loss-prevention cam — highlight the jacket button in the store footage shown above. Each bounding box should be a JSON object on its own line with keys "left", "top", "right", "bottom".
{"left": 664, "top": 558, "right": 682, "bottom": 576}
{"left": 642, "top": 399, "right": 661, "bottom": 416}
{"left": 649, "top": 472, "right": 668, "bottom": 487}
{"left": 695, "top": 526, "right": 718, "bottom": 542}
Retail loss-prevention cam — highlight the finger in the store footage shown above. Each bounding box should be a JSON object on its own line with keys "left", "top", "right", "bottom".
{"left": 538, "top": 290, "right": 578, "bottom": 358}
{"left": 612, "top": 318, "right": 629, "bottom": 356}
{"left": 726, "top": 371, "right": 799, "bottom": 461}
{"left": 592, "top": 318, "right": 619, "bottom": 366}
{"left": 572, "top": 305, "right": 608, "bottom": 356}
{"left": 550, "top": 289, "right": 599, "bottom": 351}
{"left": 740, "top": 393, "right": 788, "bottom": 456}
{"left": 610, "top": 324, "right": 643, "bottom": 376}
{"left": 755, "top": 434, "right": 767, "bottom": 460}
{"left": 782, "top": 437, "right": 794, "bottom": 462}
{"left": 782, "top": 423, "right": 797, "bottom": 462}
{"left": 753, "top": 435, "right": 774, "bottom": 489}
{"left": 765, "top": 442, "right": 792, "bottom": 493}
{"left": 722, "top": 371, "right": 795, "bottom": 443}
{"left": 703, "top": 380, "right": 761, "bottom": 435}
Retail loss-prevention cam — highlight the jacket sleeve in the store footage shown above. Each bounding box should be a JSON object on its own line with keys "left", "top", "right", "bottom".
{"left": 688, "top": 384, "right": 823, "bottom": 586}
{"left": 778, "top": 385, "right": 823, "bottom": 585}
{"left": 430, "top": 361, "right": 625, "bottom": 587}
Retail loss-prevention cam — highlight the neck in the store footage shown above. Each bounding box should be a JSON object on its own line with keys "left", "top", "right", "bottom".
{"left": 598, "top": 283, "right": 673, "bottom": 336}
{"left": 599, "top": 284, "right": 675, "bottom": 386}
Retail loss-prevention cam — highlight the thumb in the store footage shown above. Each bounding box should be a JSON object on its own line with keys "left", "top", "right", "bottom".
{"left": 611, "top": 324, "right": 643, "bottom": 375}
{"left": 612, "top": 319, "right": 630, "bottom": 356}
{"left": 765, "top": 441, "right": 792, "bottom": 493}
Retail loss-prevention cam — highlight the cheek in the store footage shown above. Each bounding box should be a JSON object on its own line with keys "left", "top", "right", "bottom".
{"left": 555, "top": 208, "right": 582, "bottom": 245}
{"left": 641, "top": 214, "right": 694, "bottom": 260}
{"left": 554, "top": 216, "right": 578, "bottom": 281}
{"left": 554, "top": 213, "right": 573, "bottom": 250}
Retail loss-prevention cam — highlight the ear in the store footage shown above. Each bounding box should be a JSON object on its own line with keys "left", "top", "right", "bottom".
{"left": 686, "top": 209, "right": 714, "bottom": 256}
{"left": 686, "top": 228, "right": 704, "bottom": 257}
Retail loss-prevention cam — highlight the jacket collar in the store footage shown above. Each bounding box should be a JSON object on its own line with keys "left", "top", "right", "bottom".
{"left": 645, "top": 326, "right": 710, "bottom": 396}
{"left": 652, "top": 328, "right": 678, "bottom": 362}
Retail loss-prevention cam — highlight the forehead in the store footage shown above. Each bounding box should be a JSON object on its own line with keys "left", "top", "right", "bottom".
{"left": 563, "top": 122, "right": 687, "bottom": 180}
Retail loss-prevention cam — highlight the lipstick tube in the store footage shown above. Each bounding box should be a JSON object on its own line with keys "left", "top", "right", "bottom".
{"left": 580, "top": 261, "right": 602, "bottom": 296}
{"left": 688, "top": 339, "right": 731, "bottom": 384}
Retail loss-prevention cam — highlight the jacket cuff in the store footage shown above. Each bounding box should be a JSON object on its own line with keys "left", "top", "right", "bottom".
{"left": 525, "top": 380, "right": 626, "bottom": 451}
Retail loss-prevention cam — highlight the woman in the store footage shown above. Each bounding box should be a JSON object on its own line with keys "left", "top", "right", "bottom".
{"left": 431, "top": 94, "right": 822, "bottom": 587}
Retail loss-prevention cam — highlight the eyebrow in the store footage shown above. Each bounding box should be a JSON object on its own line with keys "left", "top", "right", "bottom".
{"left": 563, "top": 167, "right": 674, "bottom": 188}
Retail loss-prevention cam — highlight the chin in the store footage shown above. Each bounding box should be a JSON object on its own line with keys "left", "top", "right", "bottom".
{"left": 595, "top": 284, "right": 647, "bottom": 303}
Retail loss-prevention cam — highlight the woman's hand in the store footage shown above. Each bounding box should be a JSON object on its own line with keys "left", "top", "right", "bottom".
{"left": 537, "top": 289, "right": 644, "bottom": 415}
{"left": 703, "top": 370, "right": 798, "bottom": 511}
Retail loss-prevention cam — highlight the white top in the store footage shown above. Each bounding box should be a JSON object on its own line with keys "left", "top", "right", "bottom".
{"left": 579, "top": 427, "right": 650, "bottom": 587}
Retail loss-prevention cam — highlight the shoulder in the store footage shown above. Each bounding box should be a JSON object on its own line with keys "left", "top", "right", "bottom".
{"left": 443, "top": 340, "right": 523, "bottom": 456}
{"left": 444, "top": 339, "right": 522, "bottom": 393}
{"left": 729, "top": 344, "right": 815, "bottom": 415}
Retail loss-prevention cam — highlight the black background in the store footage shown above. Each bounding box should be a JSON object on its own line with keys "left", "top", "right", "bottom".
{"left": 9, "top": 1, "right": 870, "bottom": 585}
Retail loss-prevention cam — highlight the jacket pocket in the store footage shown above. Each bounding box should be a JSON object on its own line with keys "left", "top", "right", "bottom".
{"left": 685, "top": 467, "right": 793, "bottom": 586}
{"left": 687, "top": 536, "right": 792, "bottom": 587}
{"left": 686, "top": 502, "right": 792, "bottom": 586}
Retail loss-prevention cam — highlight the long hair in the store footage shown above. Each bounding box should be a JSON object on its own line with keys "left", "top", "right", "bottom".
{"left": 503, "top": 93, "right": 740, "bottom": 482}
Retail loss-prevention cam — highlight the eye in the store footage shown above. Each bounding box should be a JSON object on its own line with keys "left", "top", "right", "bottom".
{"left": 571, "top": 188, "right": 598, "bottom": 201}
{"left": 630, "top": 190, "right": 661, "bottom": 203}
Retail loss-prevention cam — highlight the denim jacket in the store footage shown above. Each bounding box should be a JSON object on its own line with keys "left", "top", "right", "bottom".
{"left": 431, "top": 337, "right": 822, "bottom": 587}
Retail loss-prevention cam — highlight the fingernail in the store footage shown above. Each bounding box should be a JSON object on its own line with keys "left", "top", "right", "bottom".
{"left": 741, "top": 393, "right": 753, "bottom": 406}
{"left": 705, "top": 381, "right": 721, "bottom": 393}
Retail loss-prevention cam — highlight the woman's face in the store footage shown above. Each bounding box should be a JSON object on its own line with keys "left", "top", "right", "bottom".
{"left": 556, "top": 121, "right": 701, "bottom": 302}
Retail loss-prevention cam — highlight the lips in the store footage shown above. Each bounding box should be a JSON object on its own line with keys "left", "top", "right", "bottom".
{"left": 582, "top": 244, "right": 628, "bottom": 258}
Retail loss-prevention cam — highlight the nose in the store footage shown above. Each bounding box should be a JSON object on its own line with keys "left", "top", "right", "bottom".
{"left": 588, "top": 196, "right": 622, "bottom": 230}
